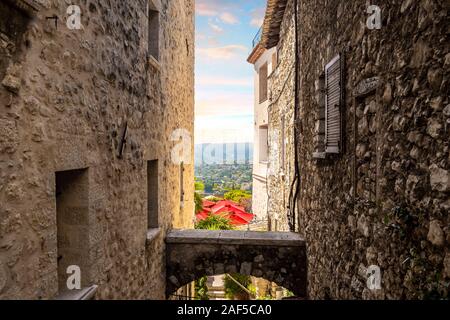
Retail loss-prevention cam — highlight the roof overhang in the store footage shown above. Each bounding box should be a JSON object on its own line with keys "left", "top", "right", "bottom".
{"left": 247, "top": 0, "right": 288, "bottom": 64}
{"left": 247, "top": 42, "right": 266, "bottom": 64}
{"left": 261, "top": 0, "right": 289, "bottom": 49}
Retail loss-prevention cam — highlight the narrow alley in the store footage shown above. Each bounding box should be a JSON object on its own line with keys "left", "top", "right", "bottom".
{"left": 0, "top": 0, "right": 448, "bottom": 304}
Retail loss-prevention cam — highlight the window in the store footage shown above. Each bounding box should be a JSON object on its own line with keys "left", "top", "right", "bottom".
{"left": 313, "top": 74, "right": 326, "bottom": 159}
{"left": 259, "top": 62, "right": 268, "bottom": 103}
{"left": 0, "top": 0, "right": 31, "bottom": 81}
{"left": 324, "top": 54, "right": 342, "bottom": 153}
{"left": 55, "top": 168, "right": 90, "bottom": 294}
{"left": 147, "top": 160, "right": 159, "bottom": 229}
{"left": 259, "top": 125, "right": 268, "bottom": 163}
{"left": 271, "top": 52, "right": 278, "bottom": 73}
{"left": 313, "top": 54, "right": 343, "bottom": 158}
{"left": 148, "top": 1, "right": 160, "bottom": 61}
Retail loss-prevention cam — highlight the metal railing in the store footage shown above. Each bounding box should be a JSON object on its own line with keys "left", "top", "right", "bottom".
{"left": 252, "top": 27, "right": 262, "bottom": 48}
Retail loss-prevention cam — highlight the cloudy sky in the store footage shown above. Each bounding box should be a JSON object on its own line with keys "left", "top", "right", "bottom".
{"left": 195, "top": 0, "right": 266, "bottom": 144}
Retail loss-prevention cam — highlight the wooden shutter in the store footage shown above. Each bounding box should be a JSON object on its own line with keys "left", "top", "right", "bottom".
{"left": 325, "top": 54, "right": 342, "bottom": 153}
{"left": 259, "top": 63, "right": 268, "bottom": 103}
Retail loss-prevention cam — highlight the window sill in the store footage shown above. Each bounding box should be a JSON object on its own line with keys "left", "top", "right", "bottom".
{"left": 54, "top": 285, "right": 98, "bottom": 300}
{"left": 312, "top": 152, "right": 326, "bottom": 159}
{"left": 259, "top": 160, "right": 268, "bottom": 165}
{"left": 148, "top": 55, "right": 161, "bottom": 71}
{"left": 146, "top": 228, "right": 161, "bottom": 244}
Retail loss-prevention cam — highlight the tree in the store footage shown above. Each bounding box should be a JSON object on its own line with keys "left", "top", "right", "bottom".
{"left": 195, "top": 214, "right": 234, "bottom": 231}
{"left": 205, "top": 195, "right": 221, "bottom": 202}
{"left": 195, "top": 179, "right": 205, "bottom": 192}
{"left": 195, "top": 276, "right": 209, "bottom": 300}
{"left": 224, "top": 189, "right": 251, "bottom": 203}
{"left": 194, "top": 191, "right": 203, "bottom": 214}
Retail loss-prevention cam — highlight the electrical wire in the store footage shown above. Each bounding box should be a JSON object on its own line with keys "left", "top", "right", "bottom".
{"left": 287, "top": 0, "right": 301, "bottom": 232}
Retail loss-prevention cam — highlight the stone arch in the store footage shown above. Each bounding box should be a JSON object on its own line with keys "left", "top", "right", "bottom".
{"left": 165, "top": 230, "right": 307, "bottom": 297}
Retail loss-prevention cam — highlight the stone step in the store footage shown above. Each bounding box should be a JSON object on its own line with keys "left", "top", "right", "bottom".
{"left": 207, "top": 286, "right": 225, "bottom": 291}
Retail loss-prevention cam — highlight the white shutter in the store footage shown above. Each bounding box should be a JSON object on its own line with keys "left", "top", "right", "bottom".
{"left": 324, "top": 54, "right": 342, "bottom": 154}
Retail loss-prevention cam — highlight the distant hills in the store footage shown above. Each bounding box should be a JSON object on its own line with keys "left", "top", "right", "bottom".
{"left": 195, "top": 143, "right": 253, "bottom": 166}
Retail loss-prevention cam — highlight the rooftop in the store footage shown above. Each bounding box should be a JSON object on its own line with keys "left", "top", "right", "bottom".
{"left": 247, "top": 0, "right": 289, "bottom": 64}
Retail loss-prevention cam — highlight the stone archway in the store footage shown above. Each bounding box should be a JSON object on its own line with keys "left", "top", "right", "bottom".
{"left": 165, "top": 229, "right": 307, "bottom": 297}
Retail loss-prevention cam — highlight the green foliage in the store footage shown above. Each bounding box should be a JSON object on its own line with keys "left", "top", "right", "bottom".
{"left": 195, "top": 164, "right": 253, "bottom": 196}
{"left": 248, "top": 283, "right": 256, "bottom": 296}
{"left": 285, "top": 290, "right": 295, "bottom": 297}
{"left": 195, "top": 179, "right": 205, "bottom": 192}
{"left": 195, "top": 214, "right": 234, "bottom": 230}
{"left": 224, "top": 189, "right": 251, "bottom": 203}
{"left": 257, "top": 295, "right": 273, "bottom": 300}
{"left": 195, "top": 276, "right": 209, "bottom": 300}
{"left": 194, "top": 192, "right": 203, "bottom": 214}
{"left": 205, "top": 196, "right": 222, "bottom": 202}
{"left": 224, "top": 273, "right": 251, "bottom": 300}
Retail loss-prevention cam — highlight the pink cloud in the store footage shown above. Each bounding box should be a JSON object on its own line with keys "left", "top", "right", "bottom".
{"left": 208, "top": 21, "right": 224, "bottom": 33}
{"left": 207, "top": 37, "right": 220, "bottom": 46}
{"left": 197, "top": 45, "right": 248, "bottom": 60}
{"left": 196, "top": 2, "right": 219, "bottom": 16}
{"left": 220, "top": 12, "right": 239, "bottom": 25}
{"left": 250, "top": 7, "right": 266, "bottom": 27}
{"left": 196, "top": 0, "right": 240, "bottom": 25}
{"left": 195, "top": 93, "right": 253, "bottom": 117}
{"left": 197, "top": 76, "right": 253, "bottom": 87}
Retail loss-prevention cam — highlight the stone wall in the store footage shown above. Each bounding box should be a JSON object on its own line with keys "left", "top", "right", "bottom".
{"left": 296, "top": 0, "right": 449, "bottom": 299}
{"left": 267, "top": 0, "right": 295, "bottom": 232}
{"left": 166, "top": 229, "right": 307, "bottom": 297}
{"left": 0, "top": 0, "right": 194, "bottom": 299}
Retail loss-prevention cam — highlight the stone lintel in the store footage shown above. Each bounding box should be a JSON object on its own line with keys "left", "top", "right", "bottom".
{"left": 166, "top": 229, "right": 306, "bottom": 247}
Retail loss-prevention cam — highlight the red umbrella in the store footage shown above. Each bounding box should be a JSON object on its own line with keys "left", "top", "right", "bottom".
{"left": 202, "top": 199, "right": 216, "bottom": 208}
{"left": 196, "top": 199, "right": 254, "bottom": 226}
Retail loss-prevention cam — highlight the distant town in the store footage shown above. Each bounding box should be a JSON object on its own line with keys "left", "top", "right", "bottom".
{"left": 194, "top": 143, "right": 254, "bottom": 197}
{"left": 194, "top": 143, "right": 253, "bottom": 166}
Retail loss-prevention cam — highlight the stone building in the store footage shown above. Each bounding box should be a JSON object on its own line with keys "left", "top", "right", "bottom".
{"left": 248, "top": 0, "right": 296, "bottom": 232}
{"left": 247, "top": 36, "right": 276, "bottom": 223}
{"left": 265, "top": 0, "right": 296, "bottom": 232}
{"left": 262, "top": 0, "right": 449, "bottom": 299}
{"left": 0, "top": 0, "right": 194, "bottom": 299}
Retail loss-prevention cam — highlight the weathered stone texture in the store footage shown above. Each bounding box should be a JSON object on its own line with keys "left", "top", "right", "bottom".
{"left": 296, "top": 0, "right": 449, "bottom": 299}
{"left": 267, "top": 0, "right": 296, "bottom": 232}
{"left": 0, "top": 0, "right": 194, "bottom": 299}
